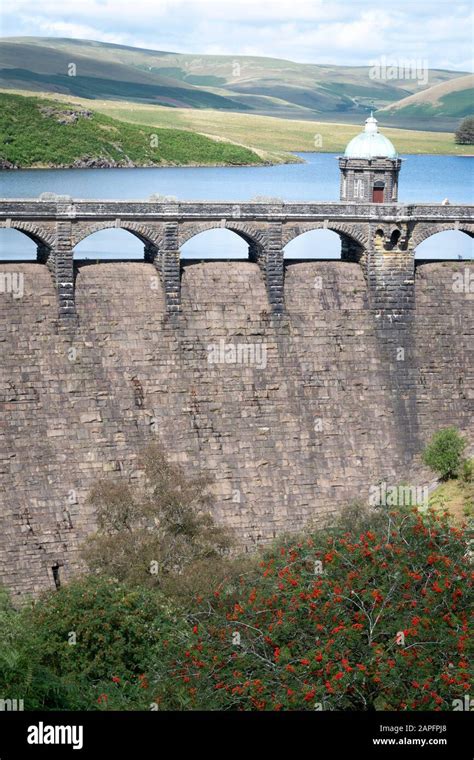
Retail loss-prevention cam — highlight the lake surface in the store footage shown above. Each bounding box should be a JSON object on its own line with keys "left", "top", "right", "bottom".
{"left": 1, "top": 153, "right": 473, "bottom": 260}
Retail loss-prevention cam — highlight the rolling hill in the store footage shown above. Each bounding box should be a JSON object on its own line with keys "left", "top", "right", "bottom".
{"left": 0, "top": 37, "right": 470, "bottom": 129}
{"left": 0, "top": 39, "right": 247, "bottom": 110}
{"left": 0, "top": 92, "right": 268, "bottom": 168}
{"left": 378, "top": 74, "right": 474, "bottom": 130}
{"left": 3, "top": 88, "right": 466, "bottom": 157}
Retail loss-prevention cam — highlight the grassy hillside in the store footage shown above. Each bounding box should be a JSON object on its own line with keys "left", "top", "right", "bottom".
{"left": 379, "top": 75, "right": 474, "bottom": 130}
{"left": 7, "top": 89, "right": 466, "bottom": 156}
{"left": 428, "top": 470, "right": 474, "bottom": 523}
{"left": 98, "top": 101, "right": 470, "bottom": 155}
{"left": 0, "top": 92, "right": 270, "bottom": 168}
{"left": 0, "top": 37, "right": 469, "bottom": 128}
{"left": 0, "top": 39, "right": 248, "bottom": 111}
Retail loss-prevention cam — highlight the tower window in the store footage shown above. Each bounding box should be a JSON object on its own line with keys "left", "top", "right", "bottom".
{"left": 354, "top": 179, "right": 364, "bottom": 198}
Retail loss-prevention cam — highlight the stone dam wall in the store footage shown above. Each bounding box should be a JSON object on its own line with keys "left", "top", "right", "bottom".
{"left": 0, "top": 260, "right": 472, "bottom": 598}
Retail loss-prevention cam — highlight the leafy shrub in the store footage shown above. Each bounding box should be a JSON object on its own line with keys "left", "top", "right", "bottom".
{"left": 0, "top": 590, "right": 36, "bottom": 704}
{"left": 82, "top": 444, "right": 233, "bottom": 601}
{"left": 460, "top": 459, "right": 473, "bottom": 484}
{"left": 157, "top": 507, "right": 472, "bottom": 710}
{"left": 30, "top": 576, "right": 172, "bottom": 681}
{"left": 0, "top": 589, "right": 84, "bottom": 710}
{"left": 2, "top": 504, "right": 472, "bottom": 711}
{"left": 422, "top": 428, "right": 466, "bottom": 480}
{"left": 455, "top": 116, "right": 474, "bottom": 145}
{"left": 0, "top": 576, "right": 186, "bottom": 710}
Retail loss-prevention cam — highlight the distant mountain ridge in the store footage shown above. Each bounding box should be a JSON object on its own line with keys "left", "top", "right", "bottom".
{"left": 0, "top": 36, "right": 471, "bottom": 130}
{"left": 379, "top": 74, "right": 474, "bottom": 122}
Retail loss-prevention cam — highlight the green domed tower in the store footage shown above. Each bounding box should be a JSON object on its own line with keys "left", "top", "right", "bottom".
{"left": 339, "top": 114, "right": 402, "bottom": 203}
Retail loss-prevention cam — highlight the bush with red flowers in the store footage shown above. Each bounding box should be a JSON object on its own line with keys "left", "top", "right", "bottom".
{"left": 158, "top": 506, "right": 472, "bottom": 710}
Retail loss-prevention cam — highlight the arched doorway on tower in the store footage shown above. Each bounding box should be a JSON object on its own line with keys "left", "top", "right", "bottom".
{"left": 372, "top": 181, "right": 385, "bottom": 203}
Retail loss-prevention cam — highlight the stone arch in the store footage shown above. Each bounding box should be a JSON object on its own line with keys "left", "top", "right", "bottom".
{"left": 71, "top": 221, "right": 162, "bottom": 249}
{"left": 282, "top": 222, "right": 369, "bottom": 250}
{"left": 283, "top": 226, "right": 343, "bottom": 259}
{"left": 459, "top": 224, "right": 474, "bottom": 238}
{"left": 0, "top": 221, "right": 55, "bottom": 250}
{"left": 178, "top": 222, "right": 267, "bottom": 254}
{"left": 410, "top": 222, "right": 474, "bottom": 250}
{"left": 372, "top": 223, "right": 409, "bottom": 251}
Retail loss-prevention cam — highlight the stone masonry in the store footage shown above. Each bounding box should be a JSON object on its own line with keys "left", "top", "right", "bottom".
{"left": 0, "top": 198, "right": 473, "bottom": 597}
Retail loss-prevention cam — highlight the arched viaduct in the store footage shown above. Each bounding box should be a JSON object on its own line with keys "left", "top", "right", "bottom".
{"left": 0, "top": 198, "right": 472, "bottom": 320}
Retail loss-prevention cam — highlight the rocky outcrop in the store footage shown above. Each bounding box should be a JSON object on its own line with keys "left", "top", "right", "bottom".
{"left": 38, "top": 106, "right": 93, "bottom": 125}
{"left": 71, "top": 156, "right": 137, "bottom": 169}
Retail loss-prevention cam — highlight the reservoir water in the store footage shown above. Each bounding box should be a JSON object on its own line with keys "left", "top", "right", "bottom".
{"left": 1, "top": 153, "right": 473, "bottom": 260}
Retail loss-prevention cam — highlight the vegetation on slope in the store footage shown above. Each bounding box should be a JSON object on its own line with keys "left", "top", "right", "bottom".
{"left": 0, "top": 434, "right": 471, "bottom": 712}
{"left": 0, "top": 505, "right": 471, "bottom": 711}
{"left": 422, "top": 427, "right": 467, "bottom": 481}
{"left": 2, "top": 89, "right": 468, "bottom": 157}
{"left": 82, "top": 444, "right": 236, "bottom": 601}
{"left": 423, "top": 428, "right": 473, "bottom": 522}
{"left": 456, "top": 116, "right": 474, "bottom": 145}
{"left": 0, "top": 39, "right": 249, "bottom": 111}
{"left": 379, "top": 75, "right": 474, "bottom": 130}
{"left": 429, "top": 475, "right": 473, "bottom": 523}
{"left": 95, "top": 99, "right": 470, "bottom": 155}
{"left": 0, "top": 37, "right": 469, "bottom": 127}
{"left": 0, "top": 92, "right": 267, "bottom": 168}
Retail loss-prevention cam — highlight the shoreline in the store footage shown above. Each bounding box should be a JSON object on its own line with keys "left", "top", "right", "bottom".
{"left": 2, "top": 151, "right": 473, "bottom": 172}
{"left": 0, "top": 156, "right": 300, "bottom": 171}
{"left": 0, "top": 162, "right": 282, "bottom": 171}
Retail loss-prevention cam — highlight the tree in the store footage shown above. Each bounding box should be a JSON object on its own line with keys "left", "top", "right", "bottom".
{"left": 82, "top": 444, "right": 234, "bottom": 599}
{"left": 0, "top": 577, "right": 181, "bottom": 710}
{"left": 422, "top": 427, "right": 466, "bottom": 480}
{"left": 158, "top": 507, "right": 472, "bottom": 711}
{"left": 455, "top": 117, "right": 474, "bottom": 145}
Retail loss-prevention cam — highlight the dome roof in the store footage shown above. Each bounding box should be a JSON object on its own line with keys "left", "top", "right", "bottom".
{"left": 344, "top": 114, "right": 398, "bottom": 159}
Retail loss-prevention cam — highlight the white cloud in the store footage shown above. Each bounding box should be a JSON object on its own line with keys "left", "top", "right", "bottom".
{"left": 21, "top": 18, "right": 128, "bottom": 44}
{"left": 2, "top": 0, "right": 472, "bottom": 70}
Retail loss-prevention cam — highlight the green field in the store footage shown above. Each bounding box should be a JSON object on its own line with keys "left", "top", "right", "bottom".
{"left": 7, "top": 88, "right": 467, "bottom": 156}
{"left": 99, "top": 101, "right": 469, "bottom": 155}
{"left": 0, "top": 88, "right": 470, "bottom": 172}
{"left": 0, "top": 92, "right": 270, "bottom": 168}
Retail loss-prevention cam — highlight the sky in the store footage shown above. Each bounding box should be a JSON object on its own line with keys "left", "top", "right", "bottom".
{"left": 1, "top": 0, "right": 473, "bottom": 71}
